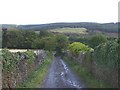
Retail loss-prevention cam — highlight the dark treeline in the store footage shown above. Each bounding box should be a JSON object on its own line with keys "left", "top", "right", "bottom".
{"left": 2, "top": 29, "right": 118, "bottom": 50}
{"left": 2, "top": 22, "right": 118, "bottom": 33}
{"left": 18, "top": 22, "right": 118, "bottom": 33}
{"left": 2, "top": 30, "right": 69, "bottom": 54}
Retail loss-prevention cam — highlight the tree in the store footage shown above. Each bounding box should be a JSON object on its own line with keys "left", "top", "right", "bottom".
{"left": 32, "top": 38, "right": 45, "bottom": 49}
{"left": 44, "top": 37, "right": 57, "bottom": 51}
{"left": 88, "top": 34, "right": 107, "bottom": 48}
{"left": 20, "top": 30, "right": 37, "bottom": 49}
{"left": 39, "top": 30, "right": 53, "bottom": 37}
{"left": 3, "top": 30, "right": 38, "bottom": 49}
{"left": 55, "top": 35, "right": 69, "bottom": 55}
{"left": 4, "top": 30, "right": 22, "bottom": 48}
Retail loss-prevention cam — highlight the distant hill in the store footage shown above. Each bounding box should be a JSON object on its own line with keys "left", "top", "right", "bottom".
{"left": 1, "top": 22, "right": 118, "bottom": 33}
{"left": 2, "top": 24, "right": 18, "bottom": 30}
{"left": 17, "top": 22, "right": 118, "bottom": 33}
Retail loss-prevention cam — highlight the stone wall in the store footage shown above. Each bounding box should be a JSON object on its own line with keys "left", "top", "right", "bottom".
{"left": 2, "top": 50, "right": 47, "bottom": 88}
{"left": 68, "top": 52, "right": 118, "bottom": 88}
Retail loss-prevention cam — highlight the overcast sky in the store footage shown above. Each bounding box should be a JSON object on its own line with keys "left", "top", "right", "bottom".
{"left": 0, "top": 0, "right": 119, "bottom": 25}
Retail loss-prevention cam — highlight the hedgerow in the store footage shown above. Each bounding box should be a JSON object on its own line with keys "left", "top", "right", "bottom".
{"left": 2, "top": 49, "right": 35, "bottom": 71}
{"left": 2, "top": 49, "right": 20, "bottom": 71}
{"left": 93, "top": 40, "right": 119, "bottom": 70}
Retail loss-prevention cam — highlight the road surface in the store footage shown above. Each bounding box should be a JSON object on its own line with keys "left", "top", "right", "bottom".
{"left": 41, "top": 56, "right": 85, "bottom": 89}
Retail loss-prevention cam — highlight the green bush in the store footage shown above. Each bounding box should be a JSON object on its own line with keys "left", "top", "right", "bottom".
{"left": 68, "top": 42, "right": 93, "bottom": 56}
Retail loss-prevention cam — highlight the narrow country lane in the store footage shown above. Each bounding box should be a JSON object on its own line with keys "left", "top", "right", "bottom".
{"left": 41, "top": 56, "right": 85, "bottom": 89}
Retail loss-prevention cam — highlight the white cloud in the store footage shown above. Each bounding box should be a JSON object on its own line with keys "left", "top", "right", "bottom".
{"left": 0, "top": 0, "right": 119, "bottom": 24}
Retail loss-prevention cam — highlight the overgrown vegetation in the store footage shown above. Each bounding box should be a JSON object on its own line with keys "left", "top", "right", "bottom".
{"left": 68, "top": 34, "right": 119, "bottom": 70}
{"left": 2, "top": 49, "right": 20, "bottom": 71}
{"left": 24, "top": 50, "right": 35, "bottom": 64}
{"left": 93, "top": 40, "right": 119, "bottom": 70}
{"left": 66, "top": 34, "right": 118, "bottom": 87}
{"left": 2, "top": 47, "right": 53, "bottom": 88}
{"left": 63, "top": 56, "right": 111, "bottom": 88}
{"left": 16, "top": 51, "right": 53, "bottom": 88}
{"left": 2, "top": 49, "right": 35, "bottom": 71}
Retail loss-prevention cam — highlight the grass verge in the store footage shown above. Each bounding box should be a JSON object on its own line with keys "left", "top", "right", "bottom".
{"left": 63, "top": 56, "right": 111, "bottom": 88}
{"left": 16, "top": 52, "right": 53, "bottom": 88}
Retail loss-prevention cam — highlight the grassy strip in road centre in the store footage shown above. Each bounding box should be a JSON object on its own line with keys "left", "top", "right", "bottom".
{"left": 16, "top": 52, "right": 53, "bottom": 88}
{"left": 63, "top": 56, "right": 111, "bottom": 88}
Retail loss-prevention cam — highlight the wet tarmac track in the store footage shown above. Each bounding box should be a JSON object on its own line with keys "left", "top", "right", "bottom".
{"left": 41, "top": 56, "right": 85, "bottom": 89}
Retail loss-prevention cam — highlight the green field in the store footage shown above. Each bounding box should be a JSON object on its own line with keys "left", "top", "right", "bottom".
{"left": 49, "top": 28, "right": 88, "bottom": 34}
{"left": 35, "top": 28, "right": 118, "bottom": 38}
